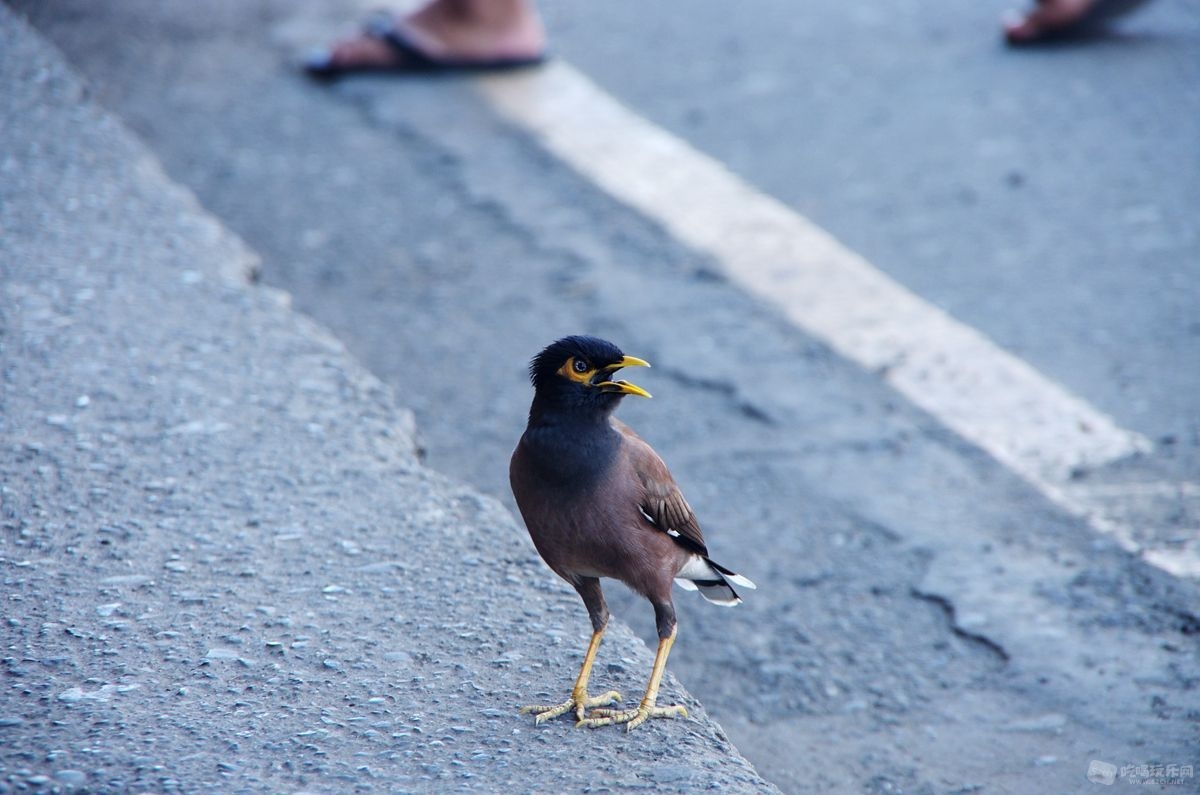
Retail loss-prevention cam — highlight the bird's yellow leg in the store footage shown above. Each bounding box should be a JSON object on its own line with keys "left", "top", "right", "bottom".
{"left": 519, "top": 628, "right": 622, "bottom": 725}
{"left": 579, "top": 625, "right": 688, "bottom": 731}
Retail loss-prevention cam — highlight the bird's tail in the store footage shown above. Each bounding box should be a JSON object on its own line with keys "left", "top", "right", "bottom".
{"left": 675, "top": 556, "right": 757, "bottom": 606}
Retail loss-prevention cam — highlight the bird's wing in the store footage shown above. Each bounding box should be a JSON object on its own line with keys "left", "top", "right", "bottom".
{"left": 613, "top": 419, "right": 709, "bottom": 556}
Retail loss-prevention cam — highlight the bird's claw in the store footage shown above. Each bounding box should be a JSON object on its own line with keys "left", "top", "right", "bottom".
{"left": 578, "top": 703, "right": 688, "bottom": 731}
{"left": 520, "top": 690, "right": 622, "bottom": 725}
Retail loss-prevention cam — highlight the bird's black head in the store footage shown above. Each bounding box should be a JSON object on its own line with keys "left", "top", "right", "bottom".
{"left": 527, "top": 335, "right": 651, "bottom": 419}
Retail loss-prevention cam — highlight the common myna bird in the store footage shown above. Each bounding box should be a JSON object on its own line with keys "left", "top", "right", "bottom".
{"left": 510, "top": 335, "right": 755, "bottom": 731}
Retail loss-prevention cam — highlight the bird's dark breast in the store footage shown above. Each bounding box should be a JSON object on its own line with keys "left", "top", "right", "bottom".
{"left": 510, "top": 422, "right": 638, "bottom": 579}
{"left": 514, "top": 421, "right": 620, "bottom": 497}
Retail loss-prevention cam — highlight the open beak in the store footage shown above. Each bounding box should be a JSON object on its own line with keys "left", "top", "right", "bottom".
{"left": 597, "top": 355, "right": 652, "bottom": 398}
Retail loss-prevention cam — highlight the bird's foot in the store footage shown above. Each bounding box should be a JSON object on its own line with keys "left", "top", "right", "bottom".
{"left": 519, "top": 689, "right": 622, "bottom": 725}
{"left": 579, "top": 702, "right": 688, "bottom": 731}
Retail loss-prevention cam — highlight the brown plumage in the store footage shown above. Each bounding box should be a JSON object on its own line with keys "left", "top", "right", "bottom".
{"left": 510, "top": 336, "right": 754, "bottom": 731}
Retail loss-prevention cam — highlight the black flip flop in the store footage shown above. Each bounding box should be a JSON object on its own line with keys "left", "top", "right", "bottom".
{"left": 1006, "top": 0, "right": 1155, "bottom": 45}
{"left": 305, "top": 12, "right": 546, "bottom": 79}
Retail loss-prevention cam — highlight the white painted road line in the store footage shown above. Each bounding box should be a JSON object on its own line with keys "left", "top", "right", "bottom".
{"left": 475, "top": 63, "right": 1200, "bottom": 577}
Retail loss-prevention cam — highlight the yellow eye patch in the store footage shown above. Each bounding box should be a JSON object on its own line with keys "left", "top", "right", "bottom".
{"left": 557, "top": 356, "right": 598, "bottom": 385}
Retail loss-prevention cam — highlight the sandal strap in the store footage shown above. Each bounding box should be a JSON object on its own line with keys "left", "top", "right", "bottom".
{"left": 362, "top": 12, "right": 438, "bottom": 68}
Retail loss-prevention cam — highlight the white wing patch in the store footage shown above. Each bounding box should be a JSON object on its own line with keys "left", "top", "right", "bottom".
{"left": 639, "top": 504, "right": 683, "bottom": 538}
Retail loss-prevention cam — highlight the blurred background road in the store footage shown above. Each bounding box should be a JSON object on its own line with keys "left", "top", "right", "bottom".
{"left": 12, "top": 0, "right": 1199, "bottom": 791}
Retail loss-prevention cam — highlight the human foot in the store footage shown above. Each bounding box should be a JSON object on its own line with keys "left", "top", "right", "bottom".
{"left": 305, "top": 0, "right": 545, "bottom": 77}
{"left": 1004, "top": 0, "right": 1152, "bottom": 44}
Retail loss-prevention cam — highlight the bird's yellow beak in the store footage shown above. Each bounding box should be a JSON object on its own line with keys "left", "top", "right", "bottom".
{"left": 598, "top": 355, "right": 652, "bottom": 399}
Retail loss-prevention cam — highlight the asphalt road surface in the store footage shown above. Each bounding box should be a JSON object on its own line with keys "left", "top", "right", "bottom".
{"left": 14, "top": 0, "right": 1199, "bottom": 792}
{"left": 2, "top": 12, "right": 773, "bottom": 793}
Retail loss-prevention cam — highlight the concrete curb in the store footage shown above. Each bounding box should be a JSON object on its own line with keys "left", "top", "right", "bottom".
{"left": 0, "top": 8, "right": 776, "bottom": 792}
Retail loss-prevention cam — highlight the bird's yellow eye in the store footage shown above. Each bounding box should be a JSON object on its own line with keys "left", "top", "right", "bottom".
{"left": 558, "top": 356, "right": 596, "bottom": 384}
